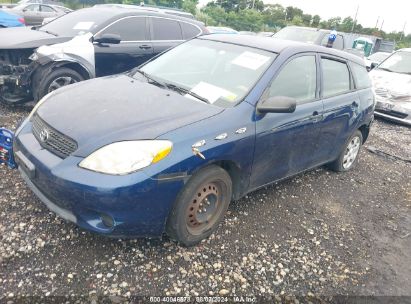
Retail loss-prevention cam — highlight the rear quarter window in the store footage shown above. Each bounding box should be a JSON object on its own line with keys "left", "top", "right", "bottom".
{"left": 351, "top": 63, "right": 372, "bottom": 89}
{"left": 181, "top": 22, "right": 201, "bottom": 39}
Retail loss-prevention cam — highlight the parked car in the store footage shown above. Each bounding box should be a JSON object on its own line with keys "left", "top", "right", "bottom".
{"left": 370, "top": 48, "right": 411, "bottom": 126}
{"left": 238, "top": 31, "right": 256, "bottom": 35}
{"left": 365, "top": 51, "right": 390, "bottom": 71}
{"left": 0, "top": 5, "right": 207, "bottom": 104}
{"left": 207, "top": 26, "right": 238, "bottom": 34}
{"left": 0, "top": 9, "right": 25, "bottom": 28}
{"left": 14, "top": 35, "right": 374, "bottom": 246}
{"left": 257, "top": 31, "right": 275, "bottom": 37}
{"left": 274, "top": 26, "right": 352, "bottom": 50}
{"left": 4, "top": 3, "right": 70, "bottom": 26}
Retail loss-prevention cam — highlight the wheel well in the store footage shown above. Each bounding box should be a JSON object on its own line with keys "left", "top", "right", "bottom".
{"left": 211, "top": 160, "right": 243, "bottom": 201}
{"left": 358, "top": 124, "right": 370, "bottom": 143}
{"left": 55, "top": 62, "right": 91, "bottom": 80}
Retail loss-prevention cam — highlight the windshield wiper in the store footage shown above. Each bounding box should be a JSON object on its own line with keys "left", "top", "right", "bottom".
{"left": 378, "top": 67, "right": 394, "bottom": 73}
{"left": 134, "top": 69, "right": 168, "bottom": 89}
{"left": 164, "top": 83, "right": 210, "bottom": 104}
{"left": 38, "top": 29, "right": 58, "bottom": 36}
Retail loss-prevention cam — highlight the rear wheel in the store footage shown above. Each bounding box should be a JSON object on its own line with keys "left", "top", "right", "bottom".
{"left": 36, "top": 67, "right": 84, "bottom": 100}
{"left": 166, "top": 165, "right": 232, "bottom": 246}
{"left": 329, "top": 130, "right": 363, "bottom": 172}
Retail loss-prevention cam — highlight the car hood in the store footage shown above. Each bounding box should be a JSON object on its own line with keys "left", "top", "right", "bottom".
{"left": 370, "top": 69, "right": 411, "bottom": 114}
{"left": 0, "top": 26, "right": 71, "bottom": 49}
{"left": 36, "top": 75, "right": 224, "bottom": 157}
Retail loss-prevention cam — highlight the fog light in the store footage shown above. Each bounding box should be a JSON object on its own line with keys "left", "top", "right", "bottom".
{"left": 100, "top": 213, "right": 114, "bottom": 228}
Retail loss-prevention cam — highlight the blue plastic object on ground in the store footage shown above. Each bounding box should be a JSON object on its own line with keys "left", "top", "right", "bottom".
{"left": 0, "top": 128, "right": 16, "bottom": 169}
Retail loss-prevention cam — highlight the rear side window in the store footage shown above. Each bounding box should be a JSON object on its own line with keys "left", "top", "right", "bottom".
{"left": 41, "top": 5, "right": 55, "bottom": 12}
{"left": 321, "top": 58, "right": 350, "bottom": 97}
{"left": 102, "top": 17, "right": 147, "bottom": 41}
{"left": 181, "top": 22, "right": 201, "bottom": 39}
{"left": 268, "top": 55, "right": 317, "bottom": 103}
{"left": 152, "top": 18, "right": 183, "bottom": 40}
{"left": 351, "top": 63, "right": 372, "bottom": 89}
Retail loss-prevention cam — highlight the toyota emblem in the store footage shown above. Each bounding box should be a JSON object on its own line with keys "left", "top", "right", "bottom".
{"left": 39, "top": 129, "right": 49, "bottom": 142}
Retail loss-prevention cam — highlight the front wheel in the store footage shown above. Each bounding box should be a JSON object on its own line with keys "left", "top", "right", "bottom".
{"left": 329, "top": 130, "right": 363, "bottom": 172}
{"left": 166, "top": 165, "right": 232, "bottom": 246}
{"left": 36, "top": 67, "right": 84, "bottom": 101}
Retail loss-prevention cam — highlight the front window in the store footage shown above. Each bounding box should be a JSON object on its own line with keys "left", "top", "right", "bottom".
{"left": 138, "top": 39, "right": 276, "bottom": 108}
{"left": 274, "top": 27, "right": 322, "bottom": 44}
{"left": 377, "top": 51, "right": 411, "bottom": 74}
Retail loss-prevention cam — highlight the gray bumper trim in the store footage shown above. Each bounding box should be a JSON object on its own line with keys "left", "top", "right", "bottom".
{"left": 19, "top": 167, "right": 77, "bottom": 224}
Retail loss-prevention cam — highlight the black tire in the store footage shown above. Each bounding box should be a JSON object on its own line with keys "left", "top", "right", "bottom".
{"left": 166, "top": 165, "right": 232, "bottom": 246}
{"left": 36, "top": 67, "right": 84, "bottom": 100}
{"left": 328, "top": 130, "right": 363, "bottom": 172}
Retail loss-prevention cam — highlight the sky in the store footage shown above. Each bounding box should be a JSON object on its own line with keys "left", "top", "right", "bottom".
{"left": 198, "top": 0, "right": 410, "bottom": 34}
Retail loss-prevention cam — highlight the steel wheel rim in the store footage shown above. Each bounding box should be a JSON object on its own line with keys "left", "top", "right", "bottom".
{"left": 48, "top": 76, "right": 77, "bottom": 93}
{"left": 342, "top": 136, "right": 361, "bottom": 169}
{"left": 186, "top": 181, "right": 224, "bottom": 235}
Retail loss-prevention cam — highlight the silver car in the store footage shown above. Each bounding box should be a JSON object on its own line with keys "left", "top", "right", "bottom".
{"left": 7, "top": 3, "right": 70, "bottom": 26}
{"left": 370, "top": 48, "right": 411, "bottom": 126}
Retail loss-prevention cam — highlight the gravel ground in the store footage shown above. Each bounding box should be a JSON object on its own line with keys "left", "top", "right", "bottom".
{"left": 1, "top": 103, "right": 410, "bottom": 302}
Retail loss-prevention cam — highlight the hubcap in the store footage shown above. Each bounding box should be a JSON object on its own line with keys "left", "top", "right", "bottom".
{"left": 48, "top": 76, "right": 77, "bottom": 93}
{"left": 186, "top": 182, "right": 223, "bottom": 235}
{"left": 342, "top": 136, "right": 361, "bottom": 169}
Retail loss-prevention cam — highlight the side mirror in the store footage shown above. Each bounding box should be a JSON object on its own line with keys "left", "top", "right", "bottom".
{"left": 257, "top": 96, "right": 297, "bottom": 114}
{"left": 370, "top": 62, "right": 378, "bottom": 70}
{"left": 93, "top": 34, "right": 121, "bottom": 45}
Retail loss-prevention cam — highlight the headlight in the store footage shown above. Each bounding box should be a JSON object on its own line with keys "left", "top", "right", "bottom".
{"left": 15, "top": 92, "right": 53, "bottom": 136}
{"left": 79, "top": 140, "right": 173, "bottom": 175}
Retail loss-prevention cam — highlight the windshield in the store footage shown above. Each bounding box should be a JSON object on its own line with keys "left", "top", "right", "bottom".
{"left": 369, "top": 52, "right": 390, "bottom": 62}
{"left": 138, "top": 39, "right": 276, "bottom": 108}
{"left": 39, "top": 8, "right": 112, "bottom": 37}
{"left": 274, "top": 27, "right": 322, "bottom": 44}
{"left": 377, "top": 51, "right": 411, "bottom": 74}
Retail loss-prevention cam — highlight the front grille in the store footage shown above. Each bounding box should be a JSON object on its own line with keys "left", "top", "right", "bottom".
{"left": 32, "top": 114, "right": 77, "bottom": 159}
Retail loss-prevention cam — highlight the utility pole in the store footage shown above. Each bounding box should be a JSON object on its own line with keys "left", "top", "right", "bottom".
{"left": 351, "top": 5, "right": 359, "bottom": 33}
{"left": 375, "top": 16, "right": 379, "bottom": 29}
{"left": 399, "top": 21, "right": 407, "bottom": 41}
{"left": 379, "top": 19, "right": 384, "bottom": 31}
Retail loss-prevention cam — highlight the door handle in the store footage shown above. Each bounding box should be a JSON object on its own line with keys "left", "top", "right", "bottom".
{"left": 310, "top": 111, "right": 323, "bottom": 122}
{"left": 139, "top": 45, "right": 152, "bottom": 50}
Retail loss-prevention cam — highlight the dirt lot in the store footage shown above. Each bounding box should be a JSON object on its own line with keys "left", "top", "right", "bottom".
{"left": 0, "top": 103, "right": 410, "bottom": 302}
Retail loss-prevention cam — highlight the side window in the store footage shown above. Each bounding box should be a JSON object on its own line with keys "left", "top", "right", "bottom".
{"left": 268, "top": 55, "right": 317, "bottom": 103}
{"left": 181, "top": 22, "right": 201, "bottom": 39}
{"left": 334, "top": 35, "right": 344, "bottom": 50}
{"left": 351, "top": 62, "right": 372, "bottom": 89}
{"left": 40, "top": 5, "right": 56, "bottom": 13}
{"left": 25, "top": 4, "right": 40, "bottom": 11}
{"left": 152, "top": 18, "right": 183, "bottom": 41}
{"left": 321, "top": 58, "right": 351, "bottom": 97}
{"left": 102, "top": 17, "right": 147, "bottom": 41}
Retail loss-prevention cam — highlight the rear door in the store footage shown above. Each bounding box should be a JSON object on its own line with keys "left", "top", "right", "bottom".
{"left": 149, "top": 17, "right": 184, "bottom": 57}
{"left": 251, "top": 53, "right": 324, "bottom": 188}
{"left": 21, "top": 4, "right": 40, "bottom": 25}
{"left": 39, "top": 5, "right": 57, "bottom": 22}
{"left": 316, "top": 56, "right": 360, "bottom": 162}
{"left": 94, "top": 16, "right": 152, "bottom": 77}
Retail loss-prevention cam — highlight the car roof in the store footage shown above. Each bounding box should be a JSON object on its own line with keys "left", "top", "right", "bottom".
{"left": 199, "top": 34, "right": 364, "bottom": 65}
{"left": 93, "top": 4, "right": 201, "bottom": 24}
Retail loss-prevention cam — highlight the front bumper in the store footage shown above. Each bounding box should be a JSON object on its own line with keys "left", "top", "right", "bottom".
{"left": 14, "top": 122, "right": 185, "bottom": 238}
{"left": 375, "top": 101, "right": 411, "bottom": 126}
{"left": 0, "top": 63, "right": 33, "bottom": 104}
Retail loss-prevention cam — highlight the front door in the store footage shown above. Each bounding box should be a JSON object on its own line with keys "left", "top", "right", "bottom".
{"left": 251, "top": 54, "right": 324, "bottom": 189}
{"left": 94, "top": 16, "right": 153, "bottom": 77}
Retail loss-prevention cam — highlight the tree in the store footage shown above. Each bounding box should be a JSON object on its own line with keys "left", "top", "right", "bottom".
{"left": 301, "top": 14, "right": 312, "bottom": 26}
{"left": 262, "top": 4, "right": 286, "bottom": 28}
{"left": 312, "top": 15, "right": 321, "bottom": 27}
{"left": 285, "top": 6, "right": 302, "bottom": 21}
